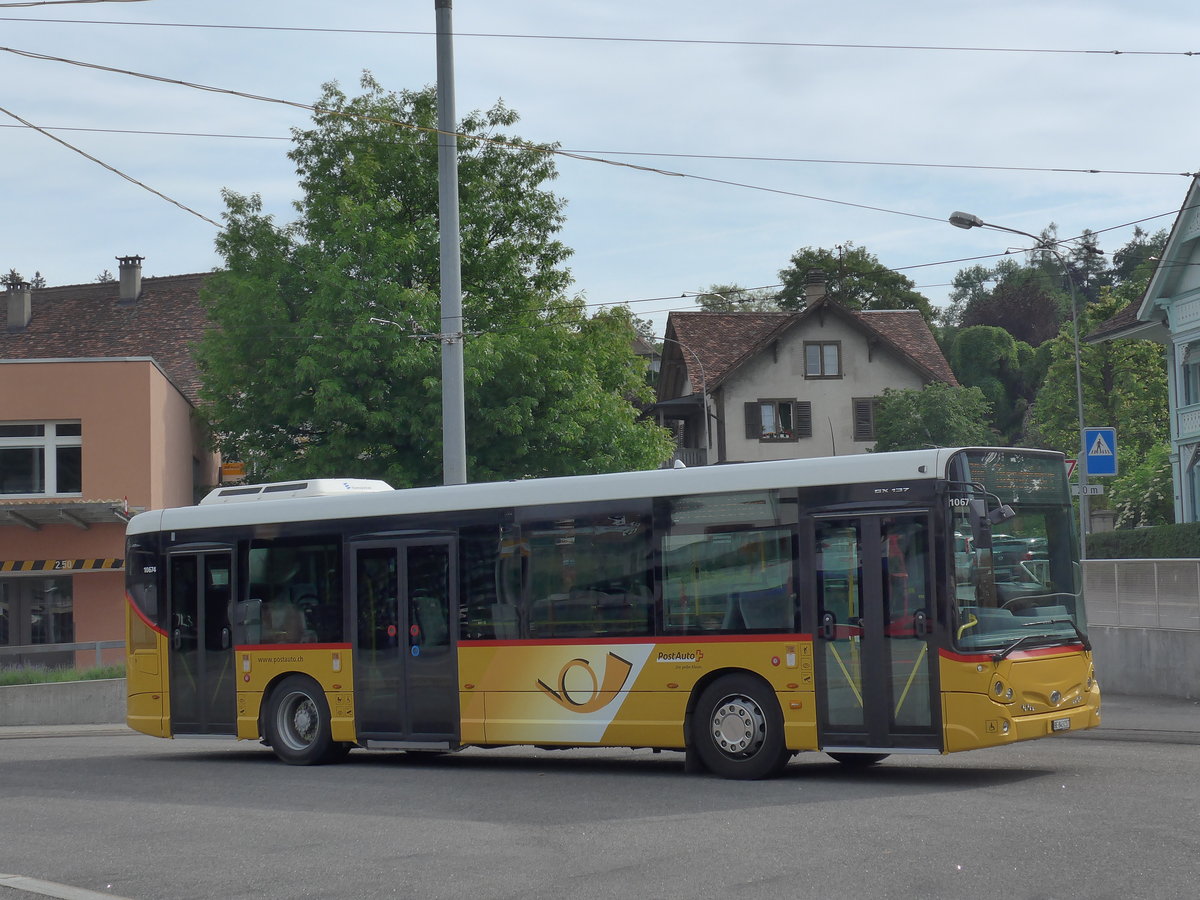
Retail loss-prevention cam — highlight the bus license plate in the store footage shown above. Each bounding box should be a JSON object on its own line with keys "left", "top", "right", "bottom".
{"left": 1051, "top": 717, "right": 1071, "bottom": 732}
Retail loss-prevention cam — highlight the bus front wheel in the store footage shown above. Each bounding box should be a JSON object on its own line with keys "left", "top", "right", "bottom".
{"left": 692, "top": 674, "right": 790, "bottom": 780}
{"left": 266, "top": 675, "right": 345, "bottom": 765}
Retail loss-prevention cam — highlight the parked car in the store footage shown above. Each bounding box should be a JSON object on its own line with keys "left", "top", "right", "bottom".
{"left": 991, "top": 535, "right": 1047, "bottom": 581}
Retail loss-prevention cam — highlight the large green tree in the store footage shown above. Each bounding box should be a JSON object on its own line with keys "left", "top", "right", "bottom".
{"left": 871, "top": 382, "right": 994, "bottom": 452}
{"left": 197, "top": 74, "right": 672, "bottom": 486}
{"left": 947, "top": 325, "right": 1040, "bottom": 444}
{"left": 777, "top": 242, "right": 934, "bottom": 322}
{"left": 1026, "top": 289, "right": 1168, "bottom": 464}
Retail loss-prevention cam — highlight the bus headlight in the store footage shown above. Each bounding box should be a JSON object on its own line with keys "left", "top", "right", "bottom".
{"left": 992, "top": 679, "right": 1014, "bottom": 702}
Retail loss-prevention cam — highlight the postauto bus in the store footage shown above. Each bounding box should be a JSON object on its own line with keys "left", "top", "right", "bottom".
{"left": 124, "top": 447, "right": 1099, "bottom": 779}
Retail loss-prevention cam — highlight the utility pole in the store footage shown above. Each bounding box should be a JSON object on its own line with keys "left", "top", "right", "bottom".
{"left": 435, "top": 0, "right": 467, "bottom": 485}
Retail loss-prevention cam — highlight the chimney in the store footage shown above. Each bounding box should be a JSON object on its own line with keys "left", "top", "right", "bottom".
{"left": 117, "top": 255, "right": 144, "bottom": 304}
{"left": 803, "top": 269, "right": 826, "bottom": 307}
{"left": 6, "top": 281, "right": 31, "bottom": 332}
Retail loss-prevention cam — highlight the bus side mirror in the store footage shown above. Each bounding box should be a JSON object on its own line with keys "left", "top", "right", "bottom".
{"left": 988, "top": 504, "right": 1016, "bottom": 525}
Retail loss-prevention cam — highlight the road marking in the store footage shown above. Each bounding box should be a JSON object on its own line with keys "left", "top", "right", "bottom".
{"left": 0, "top": 874, "right": 133, "bottom": 900}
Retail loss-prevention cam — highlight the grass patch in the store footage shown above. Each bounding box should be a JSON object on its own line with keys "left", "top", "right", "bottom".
{"left": 0, "top": 664, "right": 125, "bottom": 686}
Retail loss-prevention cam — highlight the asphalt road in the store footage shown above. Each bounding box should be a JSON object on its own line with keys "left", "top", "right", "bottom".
{"left": 1, "top": 723, "right": 1198, "bottom": 900}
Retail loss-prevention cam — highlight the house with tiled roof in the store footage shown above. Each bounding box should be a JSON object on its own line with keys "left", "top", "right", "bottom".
{"left": 654, "top": 274, "right": 958, "bottom": 465}
{"left": 1086, "top": 174, "right": 1200, "bottom": 523}
{"left": 1, "top": 257, "right": 215, "bottom": 666}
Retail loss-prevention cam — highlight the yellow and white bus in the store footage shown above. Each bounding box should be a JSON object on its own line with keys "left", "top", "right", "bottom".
{"left": 124, "top": 447, "right": 1100, "bottom": 779}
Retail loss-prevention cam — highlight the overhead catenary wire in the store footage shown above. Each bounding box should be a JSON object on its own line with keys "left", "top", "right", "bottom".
{"left": 3, "top": 15, "right": 1200, "bottom": 57}
{"left": 0, "top": 102, "right": 220, "bottom": 226}
{"left": 0, "top": 43, "right": 947, "bottom": 225}
{"left": 1, "top": 37, "right": 1192, "bottom": 306}
{"left": 0, "top": 2, "right": 150, "bottom": 9}
{"left": 2, "top": 121, "right": 1192, "bottom": 179}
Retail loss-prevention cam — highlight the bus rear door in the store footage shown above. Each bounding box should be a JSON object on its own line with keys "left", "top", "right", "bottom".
{"left": 812, "top": 513, "right": 941, "bottom": 754}
{"left": 351, "top": 538, "right": 458, "bottom": 746}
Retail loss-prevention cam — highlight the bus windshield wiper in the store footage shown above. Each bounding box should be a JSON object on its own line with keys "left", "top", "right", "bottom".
{"left": 1018, "top": 616, "right": 1091, "bottom": 651}
{"left": 999, "top": 619, "right": 1091, "bottom": 660}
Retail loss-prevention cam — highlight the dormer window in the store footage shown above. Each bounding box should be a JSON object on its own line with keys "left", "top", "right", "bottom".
{"left": 0, "top": 421, "right": 82, "bottom": 496}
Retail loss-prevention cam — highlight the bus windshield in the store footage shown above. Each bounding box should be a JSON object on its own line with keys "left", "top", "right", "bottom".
{"left": 949, "top": 450, "right": 1086, "bottom": 654}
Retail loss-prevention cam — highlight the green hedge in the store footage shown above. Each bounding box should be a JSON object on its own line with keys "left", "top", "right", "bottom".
{"left": 0, "top": 664, "right": 125, "bottom": 687}
{"left": 1087, "top": 522, "right": 1200, "bottom": 559}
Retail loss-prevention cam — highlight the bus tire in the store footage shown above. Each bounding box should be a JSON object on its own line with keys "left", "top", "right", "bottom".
{"left": 827, "top": 752, "right": 889, "bottom": 767}
{"left": 266, "top": 675, "right": 340, "bottom": 766}
{"left": 693, "top": 674, "right": 790, "bottom": 780}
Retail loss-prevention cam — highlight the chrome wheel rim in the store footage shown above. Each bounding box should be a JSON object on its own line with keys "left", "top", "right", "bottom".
{"left": 277, "top": 690, "right": 318, "bottom": 750}
{"left": 710, "top": 693, "right": 767, "bottom": 757}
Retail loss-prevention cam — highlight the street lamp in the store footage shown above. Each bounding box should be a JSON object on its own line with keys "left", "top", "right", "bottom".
{"left": 949, "top": 211, "right": 1091, "bottom": 559}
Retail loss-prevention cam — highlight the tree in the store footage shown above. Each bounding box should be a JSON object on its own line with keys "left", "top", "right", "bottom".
{"left": 1109, "top": 226, "right": 1168, "bottom": 287}
{"left": 2, "top": 269, "right": 45, "bottom": 287}
{"left": 938, "top": 263, "right": 993, "bottom": 333}
{"left": 95, "top": 269, "right": 115, "bottom": 283}
{"left": 960, "top": 266, "right": 1062, "bottom": 347}
{"left": 197, "top": 74, "right": 672, "bottom": 486}
{"left": 1025, "top": 288, "right": 1168, "bottom": 461}
{"left": 777, "top": 242, "right": 934, "bottom": 322}
{"left": 947, "top": 326, "right": 1038, "bottom": 444}
{"left": 1109, "top": 442, "right": 1173, "bottom": 528}
{"left": 693, "top": 283, "right": 780, "bottom": 312}
{"left": 871, "top": 382, "right": 994, "bottom": 452}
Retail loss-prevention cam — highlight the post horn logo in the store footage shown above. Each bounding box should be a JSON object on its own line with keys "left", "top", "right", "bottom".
{"left": 537, "top": 652, "right": 634, "bottom": 713}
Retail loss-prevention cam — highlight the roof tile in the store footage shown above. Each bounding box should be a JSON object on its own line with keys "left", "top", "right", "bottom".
{"left": 1, "top": 273, "right": 210, "bottom": 403}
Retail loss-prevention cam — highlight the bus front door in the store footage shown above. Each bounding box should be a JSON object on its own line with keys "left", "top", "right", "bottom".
{"left": 167, "top": 550, "right": 236, "bottom": 735}
{"left": 813, "top": 514, "right": 941, "bottom": 754}
{"left": 353, "top": 539, "right": 458, "bottom": 745}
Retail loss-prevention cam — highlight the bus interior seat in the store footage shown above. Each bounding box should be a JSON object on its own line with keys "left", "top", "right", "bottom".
{"left": 738, "top": 588, "right": 793, "bottom": 630}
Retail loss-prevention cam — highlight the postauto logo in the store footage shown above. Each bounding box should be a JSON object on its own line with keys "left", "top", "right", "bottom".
{"left": 537, "top": 652, "right": 634, "bottom": 713}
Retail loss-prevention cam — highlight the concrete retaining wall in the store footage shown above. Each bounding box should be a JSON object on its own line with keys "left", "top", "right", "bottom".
{"left": 0, "top": 678, "right": 125, "bottom": 727}
{"left": 1087, "top": 627, "right": 1200, "bottom": 701}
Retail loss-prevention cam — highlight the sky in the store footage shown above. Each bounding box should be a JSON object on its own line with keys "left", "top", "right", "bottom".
{"left": 3, "top": 0, "right": 1200, "bottom": 337}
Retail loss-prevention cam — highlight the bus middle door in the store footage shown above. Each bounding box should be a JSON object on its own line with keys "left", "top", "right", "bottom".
{"left": 352, "top": 539, "right": 459, "bottom": 746}
{"left": 813, "top": 513, "right": 941, "bottom": 754}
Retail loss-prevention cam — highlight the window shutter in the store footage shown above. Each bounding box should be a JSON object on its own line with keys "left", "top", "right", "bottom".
{"left": 853, "top": 398, "right": 876, "bottom": 442}
{"left": 793, "top": 401, "right": 813, "bottom": 438}
{"left": 744, "top": 402, "right": 761, "bottom": 439}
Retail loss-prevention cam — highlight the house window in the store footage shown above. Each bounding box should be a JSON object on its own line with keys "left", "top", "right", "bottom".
{"left": 852, "top": 398, "right": 878, "bottom": 442}
{"left": 745, "top": 400, "right": 812, "bottom": 441}
{"left": 0, "top": 422, "right": 82, "bottom": 496}
{"left": 804, "top": 342, "right": 841, "bottom": 378}
{"left": 1182, "top": 349, "right": 1200, "bottom": 407}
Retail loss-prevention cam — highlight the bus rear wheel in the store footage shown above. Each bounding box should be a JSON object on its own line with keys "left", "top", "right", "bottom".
{"left": 693, "top": 674, "right": 790, "bottom": 780}
{"left": 266, "top": 675, "right": 345, "bottom": 765}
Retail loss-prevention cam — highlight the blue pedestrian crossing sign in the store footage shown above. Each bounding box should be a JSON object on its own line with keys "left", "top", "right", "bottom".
{"left": 1084, "top": 427, "right": 1117, "bottom": 476}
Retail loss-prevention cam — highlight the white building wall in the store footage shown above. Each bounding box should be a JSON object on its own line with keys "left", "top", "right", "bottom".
{"left": 721, "top": 315, "right": 930, "bottom": 462}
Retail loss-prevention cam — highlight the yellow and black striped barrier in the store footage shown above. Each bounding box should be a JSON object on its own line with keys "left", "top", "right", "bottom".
{"left": 0, "top": 558, "right": 123, "bottom": 574}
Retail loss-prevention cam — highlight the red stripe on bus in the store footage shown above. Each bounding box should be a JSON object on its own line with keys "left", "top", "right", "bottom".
{"left": 235, "top": 643, "right": 353, "bottom": 652}
{"left": 459, "top": 633, "right": 813, "bottom": 649}
{"left": 126, "top": 592, "right": 165, "bottom": 636}
{"left": 940, "top": 644, "right": 1085, "bottom": 663}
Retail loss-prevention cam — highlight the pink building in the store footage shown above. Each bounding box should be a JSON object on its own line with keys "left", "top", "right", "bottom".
{"left": 1, "top": 258, "right": 216, "bottom": 667}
